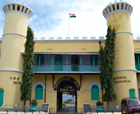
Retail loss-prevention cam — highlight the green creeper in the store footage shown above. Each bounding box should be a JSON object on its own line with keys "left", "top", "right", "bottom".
{"left": 20, "top": 26, "right": 34, "bottom": 106}
{"left": 99, "top": 25, "right": 117, "bottom": 106}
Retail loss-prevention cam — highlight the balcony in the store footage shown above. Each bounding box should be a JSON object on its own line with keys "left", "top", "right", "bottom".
{"left": 32, "top": 64, "right": 100, "bottom": 73}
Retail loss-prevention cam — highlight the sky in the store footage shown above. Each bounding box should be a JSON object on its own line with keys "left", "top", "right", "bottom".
{"left": 0, "top": 0, "right": 140, "bottom": 39}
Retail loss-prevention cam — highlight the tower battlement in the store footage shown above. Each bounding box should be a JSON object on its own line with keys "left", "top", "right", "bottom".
{"left": 3, "top": 1, "right": 33, "bottom": 18}
{"left": 102, "top": 0, "right": 133, "bottom": 19}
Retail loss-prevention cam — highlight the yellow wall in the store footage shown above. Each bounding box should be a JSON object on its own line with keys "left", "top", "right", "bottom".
{"left": 107, "top": 12, "right": 132, "bottom": 32}
{"left": 32, "top": 74, "right": 57, "bottom": 113}
{"left": 107, "top": 11, "right": 138, "bottom": 106}
{"left": 113, "top": 71, "right": 138, "bottom": 105}
{"left": 0, "top": 11, "right": 29, "bottom": 105}
{"left": 0, "top": 34, "right": 25, "bottom": 70}
{"left": 32, "top": 74, "right": 103, "bottom": 113}
{"left": 31, "top": 73, "right": 140, "bottom": 113}
{"left": 77, "top": 91, "right": 103, "bottom": 113}
{"left": 30, "top": 71, "right": 140, "bottom": 113}
{"left": 3, "top": 13, "right": 28, "bottom": 35}
{"left": 80, "top": 75, "right": 99, "bottom": 90}
{"left": 34, "top": 42, "right": 100, "bottom": 53}
{"left": 134, "top": 42, "right": 140, "bottom": 52}
{"left": 1, "top": 40, "right": 140, "bottom": 54}
{"left": 0, "top": 72, "right": 22, "bottom": 106}
{"left": 114, "top": 33, "right": 135, "bottom": 70}
{"left": 77, "top": 75, "right": 102, "bottom": 113}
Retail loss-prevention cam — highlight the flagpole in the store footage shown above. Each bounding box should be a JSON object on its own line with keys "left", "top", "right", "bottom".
{"left": 68, "top": 13, "right": 69, "bottom": 36}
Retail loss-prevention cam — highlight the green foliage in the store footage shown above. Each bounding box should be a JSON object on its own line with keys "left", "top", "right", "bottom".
{"left": 62, "top": 101, "right": 75, "bottom": 105}
{"left": 31, "top": 99, "right": 38, "bottom": 106}
{"left": 99, "top": 46, "right": 106, "bottom": 90}
{"left": 96, "top": 101, "right": 103, "bottom": 106}
{"left": 99, "top": 25, "right": 117, "bottom": 105}
{"left": 63, "top": 101, "right": 75, "bottom": 103}
{"left": 20, "top": 26, "right": 34, "bottom": 102}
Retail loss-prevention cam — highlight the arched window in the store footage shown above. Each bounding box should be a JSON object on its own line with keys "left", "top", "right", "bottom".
{"left": 129, "top": 89, "right": 135, "bottom": 98}
{"left": 0, "top": 89, "right": 4, "bottom": 107}
{"left": 35, "top": 85, "right": 43, "bottom": 100}
{"left": 91, "top": 85, "right": 99, "bottom": 100}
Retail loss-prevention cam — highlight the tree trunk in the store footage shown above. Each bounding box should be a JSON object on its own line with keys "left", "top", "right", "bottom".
{"left": 107, "top": 101, "right": 109, "bottom": 112}
{"left": 24, "top": 101, "right": 26, "bottom": 112}
{"left": 102, "top": 89, "right": 104, "bottom": 105}
{"left": 30, "top": 99, "right": 31, "bottom": 106}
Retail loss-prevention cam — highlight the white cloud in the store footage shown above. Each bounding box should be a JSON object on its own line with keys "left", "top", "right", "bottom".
{"left": 0, "top": 0, "right": 140, "bottom": 39}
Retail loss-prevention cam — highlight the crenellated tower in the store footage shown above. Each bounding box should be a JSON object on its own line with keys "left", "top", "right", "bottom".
{"left": 0, "top": 2, "right": 33, "bottom": 106}
{"left": 103, "top": 1, "right": 138, "bottom": 105}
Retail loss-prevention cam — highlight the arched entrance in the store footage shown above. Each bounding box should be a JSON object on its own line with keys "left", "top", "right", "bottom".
{"left": 54, "top": 77, "right": 80, "bottom": 113}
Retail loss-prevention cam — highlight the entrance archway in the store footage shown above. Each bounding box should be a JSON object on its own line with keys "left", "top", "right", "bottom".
{"left": 54, "top": 77, "right": 80, "bottom": 113}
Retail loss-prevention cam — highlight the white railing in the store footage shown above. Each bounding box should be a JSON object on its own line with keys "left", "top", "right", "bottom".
{"left": 0, "top": 37, "right": 140, "bottom": 41}
{"left": 33, "top": 36, "right": 105, "bottom": 40}
{"left": 33, "top": 37, "right": 140, "bottom": 40}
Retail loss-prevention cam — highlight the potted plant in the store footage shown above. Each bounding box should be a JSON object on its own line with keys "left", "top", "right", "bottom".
{"left": 30, "top": 99, "right": 38, "bottom": 112}
{"left": 96, "top": 101, "right": 103, "bottom": 112}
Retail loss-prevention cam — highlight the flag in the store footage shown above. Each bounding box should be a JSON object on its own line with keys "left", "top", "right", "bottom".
{"left": 69, "top": 13, "right": 76, "bottom": 18}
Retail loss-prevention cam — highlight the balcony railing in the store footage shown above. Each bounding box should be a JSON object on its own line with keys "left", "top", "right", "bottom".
{"left": 32, "top": 64, "right": 100, "bottom": 73}
{"left": 136, "top": 64, "right": 140, "bottom": 71}
{"left": 32, "top": 63, "right": 140, "bottom": 73}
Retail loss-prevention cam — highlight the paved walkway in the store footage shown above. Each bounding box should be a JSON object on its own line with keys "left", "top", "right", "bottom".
{"left": 57, "top": 103, "right": 76, "bottom": 114}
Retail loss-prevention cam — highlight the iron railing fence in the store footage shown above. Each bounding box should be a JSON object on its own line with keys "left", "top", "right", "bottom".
{"left": 32, "top": 64, "right": 100, "bottom": 72}
{"left": 0, "top": 105, "right": 42, "bottom": 112}
{"left": 90, "top": 105, "right": 121, "bottom": 112}
{"left": 84, "top": 105, "right": 121, "bottom": 113}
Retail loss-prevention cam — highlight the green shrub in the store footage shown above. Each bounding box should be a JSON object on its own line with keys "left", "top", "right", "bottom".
{"left": 63, "top": 101, "right": 75, "bottom": 104}
{"left": 31, "top": 99, "right": 38, "bottom": 106}
{"left": 96, "top": 101, "right": 103, "bottom": 106}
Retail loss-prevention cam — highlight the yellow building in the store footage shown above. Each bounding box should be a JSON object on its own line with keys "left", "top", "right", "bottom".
{"left": 0, "top": 1, "right": 140, "bottom": 114}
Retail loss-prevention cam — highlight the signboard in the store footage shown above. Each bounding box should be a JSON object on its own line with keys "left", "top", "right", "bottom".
{"left": 113, "top": 76, "right": 131, "bottom": 84}
{"left": 41, "top": 104, "right": 49, "bottom": 112}
{"left": 54, "top": 76, "right": 80, "bottom": 90}
{"left": 57, "top": 88, "right": 76, "bottom": 92}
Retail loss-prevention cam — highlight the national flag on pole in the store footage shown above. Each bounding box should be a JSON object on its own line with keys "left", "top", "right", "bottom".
{"left": 69, "top": 13, "right": 76, "bottom": 18}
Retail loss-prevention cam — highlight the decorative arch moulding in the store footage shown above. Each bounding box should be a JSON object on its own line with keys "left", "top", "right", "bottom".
{"left": 54, "top": 76, "right": 80, "bottom": 90}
